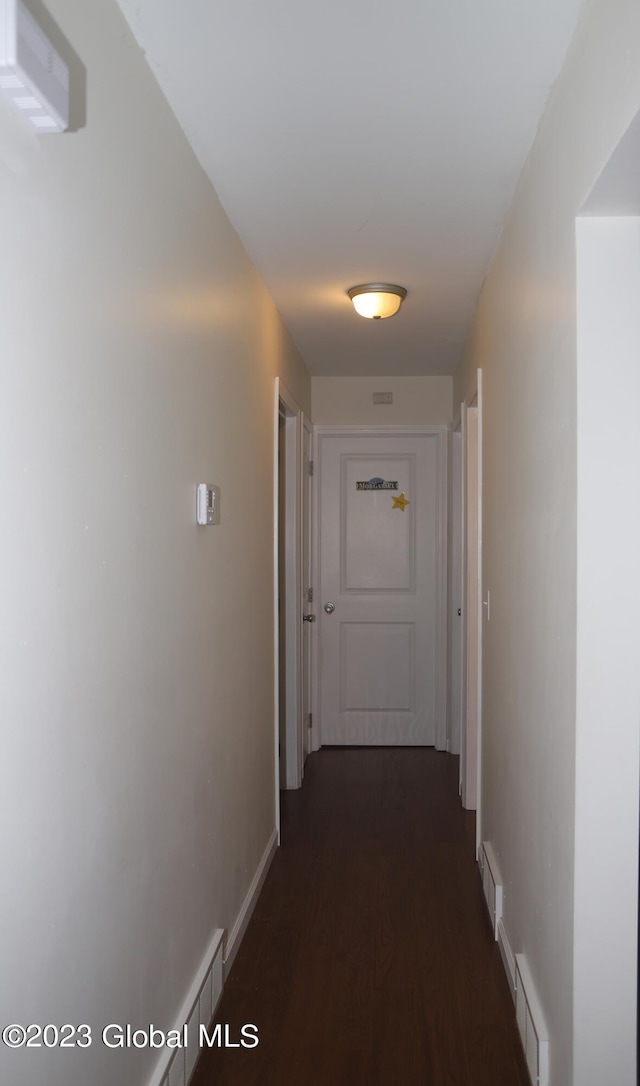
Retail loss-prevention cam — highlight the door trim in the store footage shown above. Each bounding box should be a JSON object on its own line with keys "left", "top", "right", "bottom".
{"left": 302, "top": 413, "right": 315, "bottom": 761}
{"left": 274, "top": 379, "right": 303, "bottom": 831}
{"left": 457, "top": 371, "right": 483, "bottom": 853}
{"left": 447, "top": 424, "right": 463, "bottom": 757}
{"left": 312, "top": 425, "right": 449, "bottom": 750}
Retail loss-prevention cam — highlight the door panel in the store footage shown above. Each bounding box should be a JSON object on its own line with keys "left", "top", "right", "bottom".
{"left": 342, "top": 456, "right": 416, "bottom": 592}
{"left": 318, "top": 431, "right": 447, "bottom": 746}
{"left": 342, "top": 622, "right": 415, "bottom": 710}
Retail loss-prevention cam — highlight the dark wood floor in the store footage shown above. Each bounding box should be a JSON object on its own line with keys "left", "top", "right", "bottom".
{"left": 192, "top": 747, "right": 529, "bottom": 1086}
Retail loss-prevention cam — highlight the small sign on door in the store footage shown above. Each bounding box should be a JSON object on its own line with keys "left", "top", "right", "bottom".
{"left": 356, "top": 477, "right": 398, "bottom": 491}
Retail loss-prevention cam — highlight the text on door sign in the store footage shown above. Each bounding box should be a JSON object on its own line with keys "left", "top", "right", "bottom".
{"left": 356, "top": 477, "right": 398, "bottom": 491}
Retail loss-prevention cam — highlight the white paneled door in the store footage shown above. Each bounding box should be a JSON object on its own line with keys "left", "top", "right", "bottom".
{"left": 317, "top": 429, "right": 447, "bottom": 746}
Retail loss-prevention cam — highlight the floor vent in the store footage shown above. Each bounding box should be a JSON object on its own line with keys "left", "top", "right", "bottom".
{"left": 479, "top": 840, "right": 503, "bottom": 939}
{"left": 515, "top": 954, "right": 550, "bottom": 1086}
{"left": 153, "top": 928, "right": 224, "bottom": 1086}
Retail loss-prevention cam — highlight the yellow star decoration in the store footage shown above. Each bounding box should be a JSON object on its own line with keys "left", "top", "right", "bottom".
{"left": 392, "top": 492, "right": 411, "bottom": 512}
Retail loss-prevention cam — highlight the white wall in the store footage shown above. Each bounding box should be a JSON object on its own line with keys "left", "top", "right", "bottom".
{"left": 312, "top": 375, "right": 452, "bottom": 426}
{"left": 0, "top": 3, "right": 309, "bottom": 1085}
{"left": 454, "top": 1, "right": 640, "bottom": 1082}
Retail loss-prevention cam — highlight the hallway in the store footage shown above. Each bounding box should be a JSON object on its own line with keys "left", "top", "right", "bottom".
{"left": 192, "top": 748, "right": 529, "bottom": 1085}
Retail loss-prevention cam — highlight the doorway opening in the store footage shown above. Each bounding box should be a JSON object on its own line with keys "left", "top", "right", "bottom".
{"left": 313, "top": 426, "right": 448, "bottom": 748}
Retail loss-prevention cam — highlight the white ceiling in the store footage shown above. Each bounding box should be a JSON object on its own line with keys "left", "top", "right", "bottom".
{"left": 116, "top": 0, "right": 586, "bottom": 377}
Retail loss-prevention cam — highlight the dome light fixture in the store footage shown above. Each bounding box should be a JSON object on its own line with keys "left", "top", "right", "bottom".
{"left": 347, "top": 283, "right": 407, "bottom": 320}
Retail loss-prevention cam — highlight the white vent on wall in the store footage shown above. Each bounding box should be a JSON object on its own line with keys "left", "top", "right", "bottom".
{"left": 515, "top": 954, "right": 550, "bottom": 1086}
{"left": 479, "top": 841, "right": 503, "bottom": 939}
{"left": 0, "top": 0, "right": 69, "bottom": 131}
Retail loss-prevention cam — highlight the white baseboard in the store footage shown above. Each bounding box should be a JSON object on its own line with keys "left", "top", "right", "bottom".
{"left": 224, "top": 827, "right": 278, "bottom": 977}
{"left": 497, "top": 916, "right": 516, "bottom": 1002}
{"left": 147, "top": 927, "right": 224, "bottom": 1086}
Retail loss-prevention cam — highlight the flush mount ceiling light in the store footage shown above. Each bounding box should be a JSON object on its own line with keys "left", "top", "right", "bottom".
{"left": 347, "top": 283, "right": 407, "bottom": 320}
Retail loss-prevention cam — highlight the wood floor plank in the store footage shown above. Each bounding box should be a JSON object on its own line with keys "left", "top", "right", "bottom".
{"left": 192, "top": 748, "right": 530, "bottom": 1086}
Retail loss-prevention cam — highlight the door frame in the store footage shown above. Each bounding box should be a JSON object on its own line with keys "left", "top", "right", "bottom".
{"left": 312, "top": 425, "right": 449, "bottom": 750}
{"left": 301, "top": 414, "right": 315, "bottom": 761}
{"left": 273, "top": 379, "right": 304, "bottom": 828}
{"left": 447, "top": 423, "right": 463, "bottom": 756}
{"left": 455, "top": 369, "right": 483, "bottom": 850}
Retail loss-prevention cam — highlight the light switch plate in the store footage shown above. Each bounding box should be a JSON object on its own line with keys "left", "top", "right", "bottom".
{"left": 0, "top": 0, "right": 69, "bottom": 131}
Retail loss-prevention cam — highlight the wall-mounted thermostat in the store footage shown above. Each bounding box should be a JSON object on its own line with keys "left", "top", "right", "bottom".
{"left": 0, "top": 0, "right": 70, "bottom": 132}
{"left": 196, "top": 484, "right": 219, "bottom": 526}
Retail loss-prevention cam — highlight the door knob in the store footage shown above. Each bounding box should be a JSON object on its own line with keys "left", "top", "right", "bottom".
{"left": 324, "top": 602, "right": 335, "bottom": 614}
{"left": 303, "top": 614, "right": 316, "bottom": 623}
